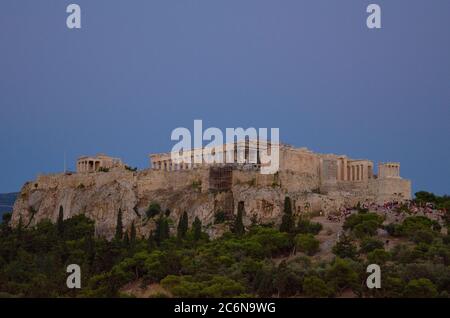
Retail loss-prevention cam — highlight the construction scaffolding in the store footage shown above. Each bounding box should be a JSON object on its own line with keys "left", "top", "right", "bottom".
{"left": 209, "top": 165, "right": 233, "bottom": 192}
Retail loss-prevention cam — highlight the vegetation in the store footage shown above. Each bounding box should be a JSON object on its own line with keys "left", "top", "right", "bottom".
{"left": 0, "top": 193, "right": 449, "bottom": 298}
{"left": 146, "top": 202, "right": 161, "bottom": 219}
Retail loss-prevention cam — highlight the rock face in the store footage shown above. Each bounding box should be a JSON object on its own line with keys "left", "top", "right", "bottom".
{"left": 10, "top": 167, "right": 407, "bottom": 239}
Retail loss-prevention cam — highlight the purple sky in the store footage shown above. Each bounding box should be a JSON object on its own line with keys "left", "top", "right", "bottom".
{"left": 0, "top": 0, "right": 449, "bottom": 194}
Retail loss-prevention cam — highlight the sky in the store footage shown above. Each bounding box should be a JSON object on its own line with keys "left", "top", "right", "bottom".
{"left": 0, "top": 0, "right": 449, "bottom": 195}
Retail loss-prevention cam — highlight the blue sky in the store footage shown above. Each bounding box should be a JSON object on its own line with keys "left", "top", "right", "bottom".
{"left": 0, "top": 0, "right": 449, "bottom": 194}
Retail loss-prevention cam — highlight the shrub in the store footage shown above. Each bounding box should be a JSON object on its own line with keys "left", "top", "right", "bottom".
{"left": 146, "top": 202, "right": 161, "bottom": 218}
{"left": 214, "top": 211, "right": 227, "bottom": 224}
{"left": 399, "top": 216, "right": 441, "bottom": 238}
{"left": 403, "top": 278, "right": 438, "bottom": 298}
{"left": 411, "top": 230, "right": 435, "bottom": 245}
{"left": 303, "top": 276, "right": 332, "bottom": 297}
{"left": 295, "top": 234, "right": 320, "bottom": 256}
{"left": 332, "top": 235, "right": 358, "bottom": 260}
{"left": 360, "top": 238, "right": 384, "bottom": 254}
{"left": 367, "top": 249, "right": 391, "bottom": 265}
{"left": 343, "top": 213, "right": 383, "bottom": 236}
{"left": 297, "top": 219, "right": 323, "bottom": 235}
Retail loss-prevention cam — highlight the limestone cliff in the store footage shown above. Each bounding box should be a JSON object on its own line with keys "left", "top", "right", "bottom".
{"left": 11, "top": 167, "right": 407, "bottom": 239}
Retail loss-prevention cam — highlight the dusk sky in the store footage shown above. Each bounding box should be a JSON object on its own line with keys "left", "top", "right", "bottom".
{"left": 0, "top": 0, "right": 449, "bottom": 194}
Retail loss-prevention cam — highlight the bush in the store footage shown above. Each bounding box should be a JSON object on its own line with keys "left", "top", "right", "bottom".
{"left": 303, "top": 276, "right": 332, "bottom": 297}
{"left": 332, "top": 235, "right": 358, "bottom": 260}
{"left": 146, "top": 202, "right": 161, "bottom": 218}
{"left": 344, "top": 213, "right": 383, "bottom": 238}
{"left": 399, "top": 216, "right": 441, "bottom": 238}
{"left": 360, "top": 238, "right": 384, "bottom": 254}
{"left": 367, "top": 249, "right": 391, "bottom": 265}
{"left": 403, "top": 278, "right": 438, "bottom": 298}
{"left": 411, "top": 230, "right": 435, "bottom": 245}
{"left": 295, "top": 234, "right": 320, "bottom": 256}
{"left": 214, "top": 211, "right": 227, "bottom": 224}
{"left": 297, "top": 219, "right": 323, "bottom": 235}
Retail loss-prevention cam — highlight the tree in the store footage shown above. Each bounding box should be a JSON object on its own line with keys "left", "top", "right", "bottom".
{"left": 147, "top": 232, "right": 157, "bottom": 251}
{"left": 124, "top": 231, "right": 130, "bottom": 246}
{"left": 280, "top": 196, "right": 295, "bottom": 233}
{"left": 367, "top": 249, "right": 390, "bottom": 265}
{"left": 233, "top": 202, "right": 245, "bottom": 236}
{"left": 155, "top": 216, "right": 170, "bottom": 245}
{"left": 297, "top": 218, "right": 323, "bottom": 235}
{"left": 295, "top": 234, "right": 320, "bottom": 256}
{"left": 177, "top": 211, "right": 189, "bottom": 239}
{"left": 325, "top": 258, "right": 360, "bottom": 295}
{"left": 115, "top": 209, "right": 123, "bottom": 241}
{"left": 146, "top": 202, "right": 161, "bottom": 218}
{"left": 193, "top": 217, "right": 202, "bottom": 241}
{"left": 403, "top": 278, "right": 438, "bottom": 298}
{"left": 332, "top": 234, "right": 358, "bottom": 260}
{"left": 303, "top": 276, "right": 332, "bottom": 298}
{"left": 57, "top": 206, "right": 64, "bottom": 236}
{"left": 130, "top": 221, "right": 137, "bottom": 244}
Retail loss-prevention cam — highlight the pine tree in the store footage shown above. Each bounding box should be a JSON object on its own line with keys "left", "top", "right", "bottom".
{"left": 193, "top": 216, "right": 202, "bottom": 241}
{"left": 85, "top": 234, "right": 95, "bottom": 266}
{"left": 155, "top": 216, "right": 170, "bottom": 245}
{"left": 130, "top": 221, "right": 136, "bottom": 243}
{"left": 177, "top": 211, "right": 189, "bottom": 239}
{"left": 57, "top": 206, "right": 64, "bottom": 236}
{"left": 280, "top": 196, "right": 295, "bottom": 233}
{"left": 115, "top": 208, "right": 123, "bottom": 241}
{"left": 17, "top": 215, "right": 23, "bottom": 238}
{"left": 233, "top": 202, "right": 245, "bottom": 236}
{"left": 124, "top": 231, "right": 130, "bottom": 246}
{"left": 147, "top": 232, "right": 156, "bottom": 251}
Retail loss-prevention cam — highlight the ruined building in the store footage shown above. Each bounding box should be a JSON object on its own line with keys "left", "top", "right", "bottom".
{"left": 149, "top": 141, "right": 411, "bottom": 202}
{"left": 76, "top": 154, "right": 124, "bottom": 173}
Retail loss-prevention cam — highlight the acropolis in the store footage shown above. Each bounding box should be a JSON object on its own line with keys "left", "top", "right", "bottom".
{"left": 11, "top": 141, "right": 411, "bottom": 239}
{"left": 148, "top": 140, "right": 410, "bottom": 201}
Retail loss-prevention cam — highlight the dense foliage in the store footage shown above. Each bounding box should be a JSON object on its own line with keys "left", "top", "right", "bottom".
{"left": 0, "top": 193, "right": 449, "bottom": 298}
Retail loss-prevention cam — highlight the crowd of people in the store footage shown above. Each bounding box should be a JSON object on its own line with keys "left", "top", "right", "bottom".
{"left": 326, "top": 199, "right": 447, "bottom": 224}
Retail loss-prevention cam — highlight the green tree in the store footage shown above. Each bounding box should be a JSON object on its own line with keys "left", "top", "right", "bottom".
{"left": 326, "top": 258, "right": 360, "bottom": 295}
{"left": 124, "top": 231, "right": 130, "bottom": 246}
{"left": 295, "top": 234, "right": 320, "bottom": 256}
{"left": 303, "top": 276, "right": 332, "bottom": 297}
{"left": 177, "top": 211, "right": 189, "bottom": 239}
{"left": 280, "top": 196, "right": 295, "bottom": 233}
{"left": 146, "top": 202, "right": 161, "bottom": 218}
{"left": 233, "top": 202, "right": 245, "bottom": 236}
{"left": 130, "top": 221, "right": 137, "bottom": 244}
{"left": 114, "top": 209, "right": 123, "bottom": 241}
{"left": 155, "top": 216, "right": 170, "bottom": 245}
{"left": 367, "top": 249, "right": 391, "bottom": 265}
{"left": 332, "top": 234, "right": 358, "bottom": 260}
{"left": 193, "top": 217, "right": 202, "bottom": 241}
{"left": 403, "top": 278, "right": 438, "bottom": 298}
{"left": 57, "top": 206, "right": 64, "bottom": 236}
{"left": 297, "top": 218, "right": 323, "bottom": 235}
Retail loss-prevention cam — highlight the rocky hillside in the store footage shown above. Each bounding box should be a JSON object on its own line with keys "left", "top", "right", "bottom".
{"left": 10, "top": 169, "right": 355, "bottom": 239}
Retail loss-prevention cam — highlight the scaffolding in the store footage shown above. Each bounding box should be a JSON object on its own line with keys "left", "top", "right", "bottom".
{"left": 209, "top": 166, "right": 233, "bottom": 192}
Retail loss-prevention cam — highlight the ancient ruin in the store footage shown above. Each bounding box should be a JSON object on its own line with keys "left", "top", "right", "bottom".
{"left": 76, "top": 154, "right": 124, "bottom": 173}
{"left": 149, "top": 142, "right": 411, "bottom": 202}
